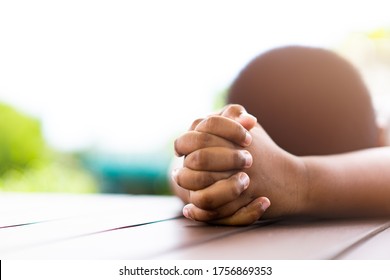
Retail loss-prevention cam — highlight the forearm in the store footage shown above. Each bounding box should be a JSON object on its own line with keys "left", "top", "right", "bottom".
{"left": 301, "top": 147, "right": 390, "bottom": 218}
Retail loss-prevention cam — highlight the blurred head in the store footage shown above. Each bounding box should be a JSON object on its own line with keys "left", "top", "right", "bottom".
{"left": 227, "top": 46, "right": 380, "bottom": 156}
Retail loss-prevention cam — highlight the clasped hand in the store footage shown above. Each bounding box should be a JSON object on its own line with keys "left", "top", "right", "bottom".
{"left": 172, "top": 104, "right": 305, "bottom": 226}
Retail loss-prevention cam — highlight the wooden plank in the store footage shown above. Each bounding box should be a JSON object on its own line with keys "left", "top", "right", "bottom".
{"left": 1, "top": 218, "right": 268, "bottom": 259}
{"left": 155, "top": 218, "right": 390, "bottom": 259}
{"left": 0, "top": 193, "right": 182, "bottom": 227}
{"left": 337, "top": 222, "right": 390, "bottom": 259}
{"left": 0, "top": 193, "right": 183, "bottom": 256}
{"left": 4, "top": 216, "right": 389, "bottom": 259}
{"left": 2, "top": 193, "right": 389, "bottom": 260}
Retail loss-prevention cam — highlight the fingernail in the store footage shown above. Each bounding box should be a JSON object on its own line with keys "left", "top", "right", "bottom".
{"left": 243, "top": 131, "right": 252, "bottom": 146}
{"left": 183, "top": 205, "right": 194, "bottom": 220}
{"left": 260, "top": 198, "right": 271, "bottom": 212}
{"left": 240, "top": 150, "right": 253, "bottom": 168}
{"left": 239, "top": 172, "right": 250, "bottom": 190}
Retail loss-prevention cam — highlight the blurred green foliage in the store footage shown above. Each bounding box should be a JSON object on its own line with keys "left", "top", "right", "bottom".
{"left": 0, "top": 103, "right": 45, "bottom": 174}
{"left": 0, "top": 102, "right": 97, "bottom": 193}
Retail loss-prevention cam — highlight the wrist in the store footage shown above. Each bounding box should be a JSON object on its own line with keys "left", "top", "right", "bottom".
{"left": 284, "top": 152, "right": 310, "bottom": 217}
{"left": 295, "top": 156, "right": 311, "bottom": 216}
{"left": 259, "top": 150, "right": 309, "bottom": 219}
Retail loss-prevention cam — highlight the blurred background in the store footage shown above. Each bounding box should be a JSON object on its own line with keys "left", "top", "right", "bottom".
{"left": 1, "top": 0, "right": 390, "bottom": 194}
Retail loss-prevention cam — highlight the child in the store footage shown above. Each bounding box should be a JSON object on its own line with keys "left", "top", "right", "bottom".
{"left": 171, "top": 46, "right": 390, "bottom": 225}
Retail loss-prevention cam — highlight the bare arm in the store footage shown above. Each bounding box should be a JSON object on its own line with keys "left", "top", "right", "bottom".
{"left": 172, "top": 104, "right": 390, "bottom": 224}
{"left": 301, "top": 147, "right": 390, "bottom": 218}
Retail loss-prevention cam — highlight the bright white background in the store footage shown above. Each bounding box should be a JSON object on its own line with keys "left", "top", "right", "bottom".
{"left": 1, "top": 0, "right": 389, "bottom": 154}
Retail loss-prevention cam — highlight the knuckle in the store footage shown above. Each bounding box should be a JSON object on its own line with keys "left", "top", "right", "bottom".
{"left": 190, "top": 118, "right": 204, "bottom": 130}
{"left": 193, "top": 192, "right": 215, "bottom": 210}
{"left": 195, "top": 132, "right": 212, "bottom": 147}
{"left": 224, "top": 104, "right": 244, "bottom": 116}
{"left": 205, "top": 210, "right": 220, "bottom": 220}
{"left": 203, "top": 116, "right": 220, "bottom": 131}
{"left": 195, "top": 210, "right": 219, "bottom": 222}
{"left": 200, "top": 207, "right": 220, "bottom": 220}
{"left": 188, "top": 150, "right": 208, "bottom": 170}
{"left": 202, "top": 131, "right": 214, "bottom": 144}
{"left": 230, "top": 103, "right": 244, "bottom": 110}
{"left": 197, "top": 172, "right": 213, "bottom": 187}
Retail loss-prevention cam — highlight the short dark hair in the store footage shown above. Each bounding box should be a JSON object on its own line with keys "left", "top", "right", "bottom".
{"left": 227, "top": 46, "right": 379, "bottom": 155}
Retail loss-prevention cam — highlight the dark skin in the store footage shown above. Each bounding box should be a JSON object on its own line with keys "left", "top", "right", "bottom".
{"left": 171, "top": 46, "right": 390, "bottom": 226}
{"left": 172, "top": 104, "right": 390, "bottom": 226}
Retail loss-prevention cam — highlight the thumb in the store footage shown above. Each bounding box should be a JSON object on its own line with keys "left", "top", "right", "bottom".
{"left": 220, "top": 104, "right": 257, "bottom": 131}
{"left": 210, "top": 197, "right": 271, "bottom": 226}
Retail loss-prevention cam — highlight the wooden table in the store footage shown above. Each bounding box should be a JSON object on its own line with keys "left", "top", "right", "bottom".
{"left": 1, "top": 192, "right": 390, "bottom": 260}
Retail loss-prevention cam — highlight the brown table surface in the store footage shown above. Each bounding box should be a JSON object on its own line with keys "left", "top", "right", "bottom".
{"left": 1, "top": 192, "right": 389, "bottom": 259}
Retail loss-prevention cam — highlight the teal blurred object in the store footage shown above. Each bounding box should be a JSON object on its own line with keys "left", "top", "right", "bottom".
{"left": 82, "top": 152, "right": 171, "bottom": 195}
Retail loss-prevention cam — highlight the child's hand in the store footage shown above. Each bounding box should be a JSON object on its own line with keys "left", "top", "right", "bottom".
{"left": 174, "top": 116, "right": 254, "bottom": 211}
{"left": 174, "top": 105, "right": 256, "bottom": 196}
{"left": 173, "top": 105, "right": 267, "bottom": 225}
{"left": 172, "top": 105, "right": 265, "bottom": 225}
{"left": 174, "top": 105, "right": 307, "bottom": 224}
{"left": 174, "top": 115, "right": 270, "bottom": 224}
